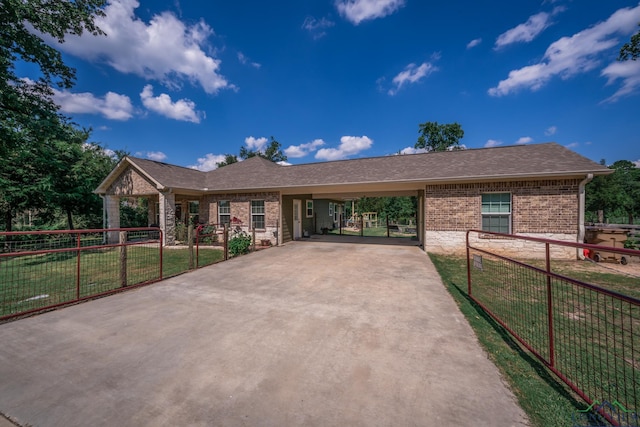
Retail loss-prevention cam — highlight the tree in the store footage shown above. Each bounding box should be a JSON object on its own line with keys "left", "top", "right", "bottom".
{"left": 415, "top": 121, "right": 464, "bottom": 152}
{"left": 586, "top": 160, "right": 640, "bottom": 224}
{"left": 217, "top": 137, "right": 288, "bottom": 168}
{"left": 1, "top": 0, "right": 106, "bottom": 156}
{"left": 619, "top": 24, "right": 640, "bottom": 61}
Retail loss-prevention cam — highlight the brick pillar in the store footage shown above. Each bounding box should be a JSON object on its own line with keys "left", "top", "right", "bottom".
{"left": 148, "top": 197, "right": 157, "bottom": 226}
{"left": 105, "top": 195, "right": 120, "bottom": 244}
{"left": 159, "top": 192, "right": 176, "bottom": 246}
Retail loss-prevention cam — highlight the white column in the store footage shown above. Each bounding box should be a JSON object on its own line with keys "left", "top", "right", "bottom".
{"left": 105, "top": 195, "right": 120, "bottom": 244}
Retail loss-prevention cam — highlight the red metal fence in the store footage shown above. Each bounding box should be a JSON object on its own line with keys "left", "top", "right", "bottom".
{"left": 0, "top": 228, "right": 162, "bottom": 321}
{"left": 466, "top": 230, "right": 640, "bottom": 425}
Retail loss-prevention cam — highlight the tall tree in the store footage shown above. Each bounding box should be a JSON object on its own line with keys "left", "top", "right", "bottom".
{"left": 619, "top": 24, "right": 640, "bottom": 61}
{"left": 415, "top": 121, "right": 464, "bottom": 152}
{"left": 586, "top": 160, "right": 640, "bottom": 224}
{"left": 0, "top": 0, "right": 106, "bottom": 155}
{"left": 217, "top": 137, "right": 288, "bottom": 168}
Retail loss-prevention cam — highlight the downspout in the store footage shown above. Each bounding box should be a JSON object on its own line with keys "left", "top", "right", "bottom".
{"left": 577, "top": 173, "right": 593, "bottom": 260}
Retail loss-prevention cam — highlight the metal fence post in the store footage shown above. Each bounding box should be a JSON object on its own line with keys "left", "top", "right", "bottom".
{"left": 76, "top": 232, "right": 82, "bottom": 300}
{"left": 119, "top": 231, "right": 127, "bottom": 287}
{"left": 223, "top": 223, "right": 228, "bottom": 260}
{"left": 546, "top": 242, "right": 555, "bottom": 367}
{"left": 386, "top": 214, "right": 390, "bottom": 238}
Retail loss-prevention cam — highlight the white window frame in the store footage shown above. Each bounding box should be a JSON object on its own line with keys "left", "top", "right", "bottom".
{"left": 218, "top": 200, "right": 230, "bottom": 226}
{"left": 251, "top": 200, "right": 265, "bottom": 230}
{"left": 306, "top": 200, "right": 314, "bottom": 218}
{"left": 481, "top": 193, "right": 512, "bottom": 234}
{"left": 329, "top": 202, "right": 334, "bottom": 217}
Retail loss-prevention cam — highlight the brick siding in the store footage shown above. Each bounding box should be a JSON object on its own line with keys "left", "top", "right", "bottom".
{"left": 425, "top": 179, "right": 579, "bottom": 234}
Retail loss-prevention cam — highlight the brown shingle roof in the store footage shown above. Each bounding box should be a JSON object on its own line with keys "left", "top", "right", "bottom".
{"left": 96, "top": 143, "right": 611, "bottom": 194}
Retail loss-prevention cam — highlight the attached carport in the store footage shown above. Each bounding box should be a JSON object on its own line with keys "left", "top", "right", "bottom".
{"left": 0, "top": 240, "right": 526, "bottom": 426}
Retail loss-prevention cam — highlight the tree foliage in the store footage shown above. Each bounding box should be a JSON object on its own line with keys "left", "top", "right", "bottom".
{"left": 356, "top": 196, "right": 416, "bottom": 223}
{"left": 619, "top": 23, "right": 640, "bottom": 61}
{"left": 217, "top": 136, "right": 288, "bottom": 168}
{"left": 0, "top": 0, "right": 106, "bottom": 156}
{"left": 586, "top": 160, "right": 640, "bottom": 224}
{"left": 415, "top": 121, "right": 464, "bottom": 152}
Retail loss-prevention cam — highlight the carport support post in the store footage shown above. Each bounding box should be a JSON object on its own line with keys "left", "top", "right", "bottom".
{"left": 386, "top": 214, "right": 390, "bottom": 238}
{"left": 252, "top": 227, "right": 256, "bottom": 252}
{"left": 119, "top": 231, "right": 127, "bottom": 287}
{"left": 360, "top": 216, "right": 364, "bottom": 237}
{"left": 223, "top": 224, "right": 229, "bottom": 260}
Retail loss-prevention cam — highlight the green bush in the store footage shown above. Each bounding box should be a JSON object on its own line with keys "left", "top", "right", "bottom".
{"left": 228, "top": 231, "right": 252, "bottom": 256}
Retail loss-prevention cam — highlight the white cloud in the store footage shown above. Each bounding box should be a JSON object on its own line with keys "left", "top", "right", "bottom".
{"left": 302, "top": 16, "right": 335, "bottom": 39}
{"left": 565, "top": 142, "right": 579, "bottom": 149}
{"left": 600, "top": 60, "right": 640, "bottom": 103}
{"left": 52, "top": 0, "right": 231, "bottom": 94}
{"left": 146, "top": 151, "right": 167, "bottom": 161}
{"left": 285, "top": 139, "right": 326, "bottom": 158}
{"left": 485, "top": 139, "right": 503, "bottom": 148}
{"left": 53, "top": 89, "right": 134, "bottom": 120}
{"left": 388, "top": 62, "right": 438, "bottom": 95}
{"left": 515, "top": 136, "right": 534, "bottom": 144}
{"left": 545, "top": 126, "right": 557, "bottom": 136}
{"left": 494, "top": 7, "right": 565, "bottom": 49}
{"left": 245, "top": 136, "right": 269, "bottom": 151}
{"left": 188, "top": 153, "right": 227, "bottom": 171}
{"left": 634, "top": 159, "right": 640, "bottom": 168}
{"left": 315, "top": 135, "right": 373, "bottom": 161}
{"left": 467, "top": 38, "right": 482, "bottom": 49}
{"left": 237, "top": 52, "right": 261, "bottom": 69}
{"left": 140, "top": 85, "right": 201, "bottom": 123}
{"left": 489, "top": 5, "right": 640, "bottom": 97}
{"left": 398, "top": 147, "right": 429, "bottom": 155}
{"left": 335, "top": 0, "right": 405, "bottom": 25}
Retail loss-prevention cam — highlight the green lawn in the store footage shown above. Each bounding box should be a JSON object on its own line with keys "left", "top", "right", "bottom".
{"left": 430, "top": 253, "right": 639, "bottom": 427}
{"left": 328, "top": 226, "right": 416, "bottom": 238}
{"left": 0, "top": 246, "right": 224, "bottom": 318}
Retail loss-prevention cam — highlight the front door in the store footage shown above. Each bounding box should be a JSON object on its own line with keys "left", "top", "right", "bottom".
{"left": 293, "top": 199, "right": 302, "bottom": 240}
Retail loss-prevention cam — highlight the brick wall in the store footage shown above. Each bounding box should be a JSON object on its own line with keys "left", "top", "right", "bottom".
{"left": 107, "top": 166, "right": 157, "bottom": 196}
{"left": 424, "top": 179, "right": 580, "bottom": 258}
{"left": 425, "top": 179, "right": 579, "bottom": 233}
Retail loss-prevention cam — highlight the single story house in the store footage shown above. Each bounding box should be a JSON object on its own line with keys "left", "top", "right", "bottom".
{"left": 95, "top": 143, "right": 611, "bottom": 257}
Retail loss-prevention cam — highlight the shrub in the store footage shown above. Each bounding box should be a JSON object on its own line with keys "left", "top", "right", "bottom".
{"left": 228, "top": 230, "right": 252, "bottom": 256}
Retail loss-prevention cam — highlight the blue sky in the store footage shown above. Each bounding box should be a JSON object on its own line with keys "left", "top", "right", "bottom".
{"left": 25, "top": 0, "right": 640, "bottom": 170}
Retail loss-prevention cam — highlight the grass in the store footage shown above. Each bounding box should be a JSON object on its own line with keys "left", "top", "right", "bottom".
{"left": 328, "top": 226, "right": 415, "bottom": 238}
{"left": 429, "top": 253, "right": 639, "bottom": 427}
{"left": 0, "top": 246, "right": 224, "bottom": 318}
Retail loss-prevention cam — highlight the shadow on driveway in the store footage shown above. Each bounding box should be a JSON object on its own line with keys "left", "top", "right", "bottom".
{"left": 0, "top": 241, "right": 527, "bottom": 426}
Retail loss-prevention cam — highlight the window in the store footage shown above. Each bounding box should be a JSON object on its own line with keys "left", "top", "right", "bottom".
{"left": 251, "top": 200, "right": 265, "bottom": 229}
{"left": 188, "top": 201, "right": 199, "bottom": 224}
{"left": 481, "top": 193, "right": 511, "bottom": 233}
{"left": 306, "top": 200, "right": 314, "bottom": 218}
{"left": 219, "top": 200, "right": 230, "bottom": 226}
{"left": 334, "top": 204, "right": 339, "bottom": 222}
{"left": 329, "top": 202, "right": 334, "bottom": 217}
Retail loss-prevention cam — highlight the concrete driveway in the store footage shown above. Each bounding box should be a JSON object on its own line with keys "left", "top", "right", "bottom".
{"left": 0, "top": 238, "right": 528, "bottom": 427}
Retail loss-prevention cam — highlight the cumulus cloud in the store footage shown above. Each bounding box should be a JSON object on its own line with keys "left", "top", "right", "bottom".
{"left": 494, "top": 7, "right": 565, "bottom": 49}
{"left": 140, "top": 85, "right": 201, "bottom": 123}
{"left": 188, "top": 153, "right": 227, "bottom": 171}
{"left": 600, "top": 60, "right": 640, "bottom": 103}
{"left": 53, "top": 89, "right": 134, "bottom": 120}
{"left": 335, "top": 0, "right": 405, "bottom": 25}
{"left": 51, "top": 0, "right": 231, "bottom": 94}
{"left": 285, "top": 139, "right": 326, "bottom": 158}
{"left": 245, "top": 136, "right": 269, "bottom": 151}
{"left": 315, "top": 136, "right": 373, "bottom": 161}
{"left": 634, "top": 159, "right": 640, "bottom": 168}
{"left": 565, "top": 142, "right": 579, "bottom": 149}
{"left": 489, "top": 4, "right": 640, "bottom": 97}
{"left": 515, "top": 136, "right": 534, "bottom": 144}
{"left": 388, "top": 61, "right": 438, "bottom": 95}
{"left": 545, "top": 126, "right": 558, "bottom": 136}
{"left": 146, "top": 151, "right": 167, "bottom": 161}
{"left": 237, "top": 52, "right": 261, "bottom": 69}
{"left": 485, "top": 139, "right": 503, "bottom": 148}
{"left": 302, "top": 16, "right": 335, "bottom": 39}
{"left": 467, "top": 38, "right": 482, "bottom": 49}
{"left": 398, "top": 147, "right": 429, "bottom": 155}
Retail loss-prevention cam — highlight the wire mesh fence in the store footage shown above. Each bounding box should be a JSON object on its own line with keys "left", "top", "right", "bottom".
{"left": 466, "top": 230, "right": 640, "bottom": 425}
{"left": 0, "top": 228, "right": 162, "bottom": 321}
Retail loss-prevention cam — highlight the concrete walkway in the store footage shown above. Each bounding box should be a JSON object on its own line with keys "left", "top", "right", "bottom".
{"left": 0, "top": 240, "right": 528, "bottom": 427}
